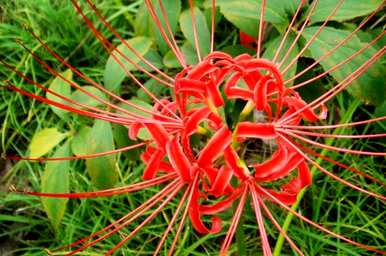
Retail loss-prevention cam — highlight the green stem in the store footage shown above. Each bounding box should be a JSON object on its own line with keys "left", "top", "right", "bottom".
{"left": 273, "top": 100, "right": 360, "bottom": 255}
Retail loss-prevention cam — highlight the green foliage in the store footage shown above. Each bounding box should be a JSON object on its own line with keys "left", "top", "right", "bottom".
{"left": 85, "top": 120, "right": 118, "bottom": 189}
{"left": 302, "top": 26, "right": 385, "bottom": 106}
{"left": 41, "top": 142, "right": 70, "bottom": 231}
{"left": 310, "top": 0, "right": 383, "bottom": 23}
{"left": 180, "top": 7, "right": 211, "bottom": 58}
{"left": 46, "top": 69, "right": 72, "bottom": 119}
{"left": 29, "top": 128, "right": 68, "bottom": 158}
{"left": 71, "top": 86, "right": 107, "bottom": 109}
{"left": 0, "top": 0, "right": 385, "bottom": 255}
{"left": 104, "top": 37, "right": 153, "bottom": 92}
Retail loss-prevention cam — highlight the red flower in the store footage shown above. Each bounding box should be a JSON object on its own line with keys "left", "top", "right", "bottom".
{"left": 3, "top": 0, "right": 385, "bottom": 255}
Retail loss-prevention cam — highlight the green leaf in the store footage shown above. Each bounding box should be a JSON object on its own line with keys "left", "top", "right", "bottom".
{"left": 138, "top": 49, "right": 164, "bottom": 71}
{"left": 46, "top": 69, "right": 72, "bottom": 119}
{"left": 104, "top": 37, "right": 152, "bottom": 92}
{"left": 113, "top": 124, "right": 141, "bottom": 161}
{"left": 263, "top": 32, "right": 299, "bottom": 83}
{"left": 149, "top": 0, "right": 181, "bottom": 54}
{"left": 180, "top": 7, "right": 210, "bottom": 58}
{"left": 310, "top": 0, "right": 382, "bottom": 24}
{"left": 136, "top": 79, "right": 165, "bottom": 103}
{"left": 41, "top": 142, "right": 70, "bottom": 231}
{"left": 29, "top": 128, "right": 68, "bottom": 158}
{"left": 71, "top": 86, "right": 107, "bottom": 108}
{"left": 134, "top": 2, "right": 154, "bottom": 37}
{"left": 71, "top": 126, "right": 92, "bottom": 156}
{"left": 122, "top": 98, "right": 153, "bottom": 119}
{"left": 163, "top": 42, "right": 198, "bottom": 68}
{"left": 86, "top": 120, "right": 118, "bottom": 189}
{"left": 302, "top": 27, "right": 385, "bottom": 106}
{"left": 212, "top": 0, "right": 296, "bottom": 36}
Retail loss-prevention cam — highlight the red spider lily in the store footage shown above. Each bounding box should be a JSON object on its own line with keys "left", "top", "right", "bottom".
{"left": 2, "top": 0, "right": 386, "bottom": 255}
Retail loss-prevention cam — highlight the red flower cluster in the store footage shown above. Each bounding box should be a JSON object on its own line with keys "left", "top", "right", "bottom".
{"left": 3, "top": 0, "right": 385, "bottom": 255}
{"left": 128, "top": 51, "right": 326, "bottom": 242}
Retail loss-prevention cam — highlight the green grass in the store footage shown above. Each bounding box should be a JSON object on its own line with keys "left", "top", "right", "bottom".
{"left": 0, "top": 0, "right": 385, "bottom": 255}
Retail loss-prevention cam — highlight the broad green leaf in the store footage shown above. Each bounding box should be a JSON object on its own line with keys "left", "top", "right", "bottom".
{"left": 41, "top": 142, "right": 70, "bottom": 231}
{"left": 138, "top": 49, "right": 164, "bottom": 71}
{"left": 134, "top": 2, "right": 154, "bottom": 37}
{"left": 86, "top": 120, "right": 118, "bottom": 189}
{"left": 180, "top": 7, "right": 210, "bottom": 59}
{"left": 29, "top": 128, "right": 68, "bottom": 158}
{"left": 310, "top": 0, "right": 382, "bottom": 24}
{"left": 71, "top": 126, "right": 92, "bottom": 156}
{"left": 137, "top": 78, "right": 165, "bottom": 103}
{"left": 104, "top": 37, "right": 152, "bottom": 92}
{"left": 149, "top": 0, "right": 181, "bottom": 54}
{"left": 71, "top": 86, "right": 107, "bottom": 108}
{"left": 112, "top": 124, "right": 141, "bottom": 161}
{"left": 221, "top": 45, "right": 255, "bottom": 57}
{"left": 302, "top": 27, "right": 385, "bottom": 106}
{"left": 46, "top": 69, "right": 72, "bottom": 119}
{"left": 263, "top": 33, "right": 299, "bottom": 83}
{"left": 122, "top": 98, "right": 153, "bottom": 119}
{"left": 116, "top": 99, "right": 153, "bottom": 141}
{"left": 211, "top": 0, "right": 297, "bottom": 35}
{"left": 163, "top": 42, "right": 198, "bottom": 68}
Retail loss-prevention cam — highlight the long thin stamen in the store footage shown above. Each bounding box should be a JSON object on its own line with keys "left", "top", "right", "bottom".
{"left": 13, "top": 173, "right": 176, "bottom": 198}
{"left": 188, "top": 0, "right": 202, "bottom": 62}
{"left": 298, "top": 145, "right": 386, "bottom": 186}
{"left": 105, "top": 183, "right": 184, "bottom": 255}
{"left": 67, "top": 180, "right": 182, "bottom": 255}
{"left": 168, "top": 176, "right": 198, "bottom": 256}
{"left": 71, "top": 0, "right": 182, "bottom": 122}
{"left": 6, "top": 84, "right": 180, "bottom": 127}
{"left": 7, "top": 142, "right": 146, "bottom": 162}
{"left": 259, "top": 186, "right": 386, "bottom": 254}
{"left": 258, "top": 197, "right": 304, "bottom": 256}
{"left": 256, "top": 0, "right": 266, "bottom": 58}
{"left": 285, "top": 6, "right": 382, "bottom": 84}
{"left": 51, "top": 179, "right": 179, "bottom": 253}
{"left": 280, "top": 127, "right": 386, "bottom": 139}
{"left": 220, "top": 185, "right": 248, "bottom": 255}
{"left": 290, "top": 31, "right": 385, "bottom": 89}
{"left": 157, "top": 0, "right": 185, "bottom": 65}
{"left": 277, "top": 0, "right": 319, "bottom": 69}
{"left": 279, "top": 129, "right": 386, "bottom": 156}
{"left": 280, "top": 47, "right": 385, "bottom": 124}
{"left": 153, "top": 185, "right": 190, "bottom": 255}
{"left": 16, "top": 38, "right": 179, "bottom": 123}
{"left": 272, "top": 0, "right": 305, "bottom": 63}
{"left": 280, "top": 116, "right": 386, "bottom": 130}
{"left": 83, "top": 0, "right": 175, "bottom": 84}
{"left": 250, "top": 184, "right": 272, "bottom": 256}
{"left": 281, "top": 0, "right": 344, "bottom": 74}
{"left": 277, "top": 134, "right": 386, "bottom": 200}
{"left": 0, "top": 60, "right": 132, "bottom": 121}
{"left": 210, "top": 0, "right": 216, "bottom": 53}
{"left": 145, "top": 0, "right": 187, "bottom": 68}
